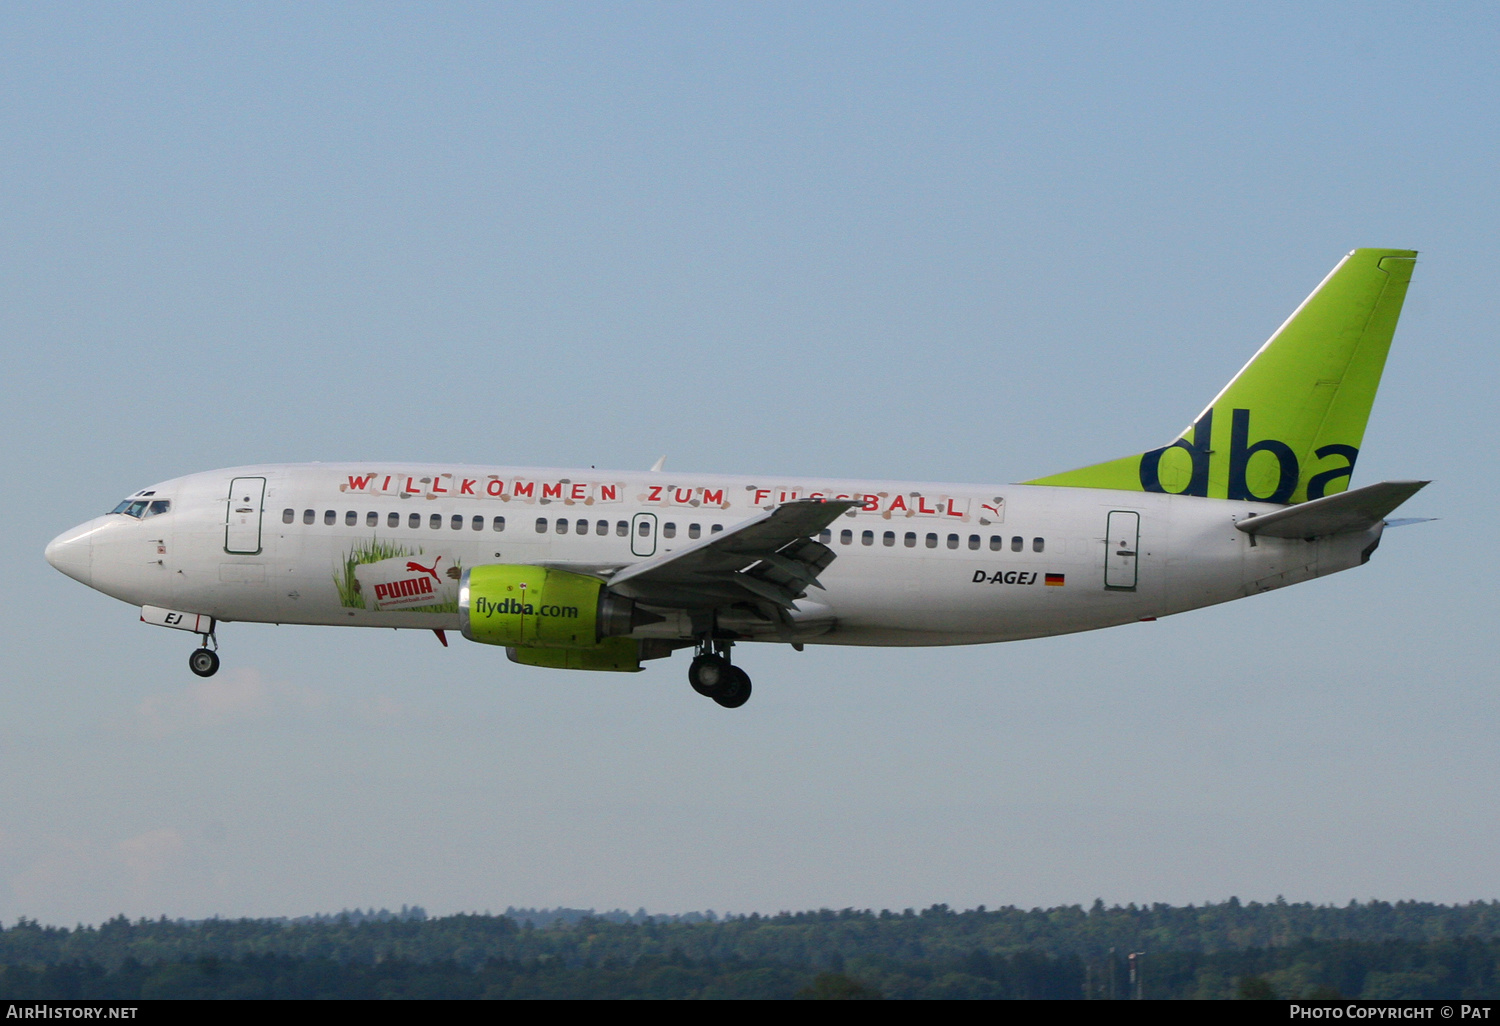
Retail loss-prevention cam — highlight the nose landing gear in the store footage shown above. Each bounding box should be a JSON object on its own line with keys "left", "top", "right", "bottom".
{"left": 188, "top": 630, "right": 220, "bottom": 678}
{"left": 687, "top": 640, "right": 752, "bottom": 708}
{"left": 188, "top": 648, "right": 220, "bottom": 677}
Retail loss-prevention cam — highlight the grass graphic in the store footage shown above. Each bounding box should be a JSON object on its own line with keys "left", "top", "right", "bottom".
{"left": 335, "top": 538, "right": 462, "bottom": 614}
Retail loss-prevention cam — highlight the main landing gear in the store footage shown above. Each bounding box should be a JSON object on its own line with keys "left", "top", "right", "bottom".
{"left": 687, "top": 640, "right": 751, "bottom": 709}
{"left": 188, "top": 630, "right": 220, "bottom": 678}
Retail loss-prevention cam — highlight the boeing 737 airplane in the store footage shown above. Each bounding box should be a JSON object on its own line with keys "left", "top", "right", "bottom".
{"left": 45, "top": 249, "right": 1428, "bottom": 708}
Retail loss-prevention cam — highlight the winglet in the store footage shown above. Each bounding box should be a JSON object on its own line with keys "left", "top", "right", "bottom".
{"left": 649, "top": 456, "right": 666, "bottom": 472}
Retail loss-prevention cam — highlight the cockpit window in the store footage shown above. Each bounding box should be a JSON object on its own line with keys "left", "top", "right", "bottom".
{"left": 111, "top": 497, "right": 171, "bottom": 519}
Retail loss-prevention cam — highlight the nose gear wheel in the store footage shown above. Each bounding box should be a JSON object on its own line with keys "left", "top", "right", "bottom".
{"left": 188, "top": 648, "right": 220, "bottom": 677}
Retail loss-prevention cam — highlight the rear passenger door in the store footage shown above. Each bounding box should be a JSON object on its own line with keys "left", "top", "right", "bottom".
{"left": 1104, "top": 510, "right": 1139, "bottom": 590}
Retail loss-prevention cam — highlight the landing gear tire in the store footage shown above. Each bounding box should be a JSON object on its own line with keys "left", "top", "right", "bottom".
{"left": 688, "top": 654, "right": 730, "bottom": 697}
{"left": 712, "top": 666, "right": 752, "bottom": 709}
{"left": 188, "top": 648, "right": 220, "bottom": 678}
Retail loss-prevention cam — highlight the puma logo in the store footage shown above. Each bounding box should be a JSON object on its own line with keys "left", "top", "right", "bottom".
{"left": 405, "top": 557, "right": 442, "bottom": 582}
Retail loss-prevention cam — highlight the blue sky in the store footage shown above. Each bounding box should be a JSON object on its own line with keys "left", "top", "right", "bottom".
{"left": 2, "top": 2, "right": 1497, "bottom": 923}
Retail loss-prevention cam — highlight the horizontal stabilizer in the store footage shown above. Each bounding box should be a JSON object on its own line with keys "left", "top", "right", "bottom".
{"left": 1236, "top": 480, "right": 1428, "bottom": 539}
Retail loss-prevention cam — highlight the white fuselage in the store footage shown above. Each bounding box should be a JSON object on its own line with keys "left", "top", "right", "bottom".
{"left": 45, "top": 462, "right": 1382, "bottom": 648}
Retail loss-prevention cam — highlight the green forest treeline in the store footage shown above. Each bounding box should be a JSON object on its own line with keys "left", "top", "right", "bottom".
{"left": 3, "top": 898, "right": 1500, "bottom": 999}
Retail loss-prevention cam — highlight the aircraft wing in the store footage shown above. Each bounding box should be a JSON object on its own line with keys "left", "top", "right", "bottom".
{"left": 1236, "top": 480, "right": 1429, "bottom": 539}
{"left": 606, "top": 498, "right": 859, "bottom": 618}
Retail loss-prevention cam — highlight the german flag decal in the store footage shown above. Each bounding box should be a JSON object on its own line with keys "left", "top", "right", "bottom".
{"left": 1045, "top": 573, "right": 1065, "bottom": 586}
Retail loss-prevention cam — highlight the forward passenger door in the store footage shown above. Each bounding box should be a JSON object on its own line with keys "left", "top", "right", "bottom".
{"left": 225, "top": 477, "right": 266, "bottom": 555}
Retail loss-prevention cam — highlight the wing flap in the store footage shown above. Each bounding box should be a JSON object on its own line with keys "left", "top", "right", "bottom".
{"left": 608, "top": 498, "right": 857, "bottom": 610}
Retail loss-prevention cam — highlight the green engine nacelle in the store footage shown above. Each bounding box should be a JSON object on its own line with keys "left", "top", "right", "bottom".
{"left": 459, "top": 565, "right": 653, "bottom": 671}
{"left": 506, "top": 638, "right": 642, "bottom": 672}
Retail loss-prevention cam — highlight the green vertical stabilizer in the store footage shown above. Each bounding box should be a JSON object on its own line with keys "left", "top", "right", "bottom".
{"left": 1025, "top": 248, "right": 1416, "bottom": 503}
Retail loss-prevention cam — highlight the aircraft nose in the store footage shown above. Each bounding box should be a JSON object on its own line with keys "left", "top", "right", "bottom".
{"left": 45, "top": 522, "right": 94, "bottom": 587}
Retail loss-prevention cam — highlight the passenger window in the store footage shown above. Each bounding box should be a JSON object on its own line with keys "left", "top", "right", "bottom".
{"left": 472, "top": 515, "right": 483, "bottom": 531}
{"left": 388, "top": 512, "right": 399, "bottom": 528}
{"left": 862, "top": 530, "right": 874, "bottom": 546}
{"left": 304, "top": 509, "right": 315, "bottom": 525}
{"left": 840, "top": 529, "right": 853, "bottom": 545}
{"left": 493, "top": 516, "right": 506, "bottom": 532}
{"left": 1033, "top": 537, "right": 1044, "bottom": 553}
{"left": 429, "top": 514, "right": 441, "bottom": 529}
{"left": 689, "top": 524, "right": 701, "bottom": 539}
{"left": 638, "top": 521, "right": 650, "bottom": 537}
{"left": 1011, "top": 536, "right": 1023, "bottom": 552}
{"left": 663, "top": 523, "right": 676, "bottom": 539}
{"left": 905, "top": 532, "right": 916, "bottom": 548}
{"left": 617, "top": 521, "right": 628, "bottom": 537}
{"left": 968, "top": 534, "right": 980, "bottom": 550}
{"left": 367, "top": 512, "right": 378, "bottom": 527}
{"left": 345, "top": 511, "right": 357, "bottom": 526}
{"left": 451, "top": 514, "right": 463, "bottom": 530}
{"left": 536, "top": 518, "right": 548, "bottom": 533}
{"left": 557, "top": 518, "right": 569, "bottom": 534}
{"left": 283, "top": 509, "right": 294, "bottom": 524}
{"left": 990, "top": 535, "right": 1002, "bottom": 551}
{"left": 324, "top": 510, "right": 336, "bottom": 525}
{"left": 409, "top": 513, "right": 420, "bottom": 529}
{"left": 947, "top": 534, "right": 959, "bottom": 549}
{"left": 711, "top": 524, "right": 723, "bottom": 534}
{"left": 926, "top": 533, "right": 938, "bottom": 548}
{"left": 596, "top": 520, "right": 608, "bottom": 535}
{"left": 818, "top": 529, "right": 832, "bottom": 543}
{"left": 883, "top": 531, "right": 895, "bottom": 547}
